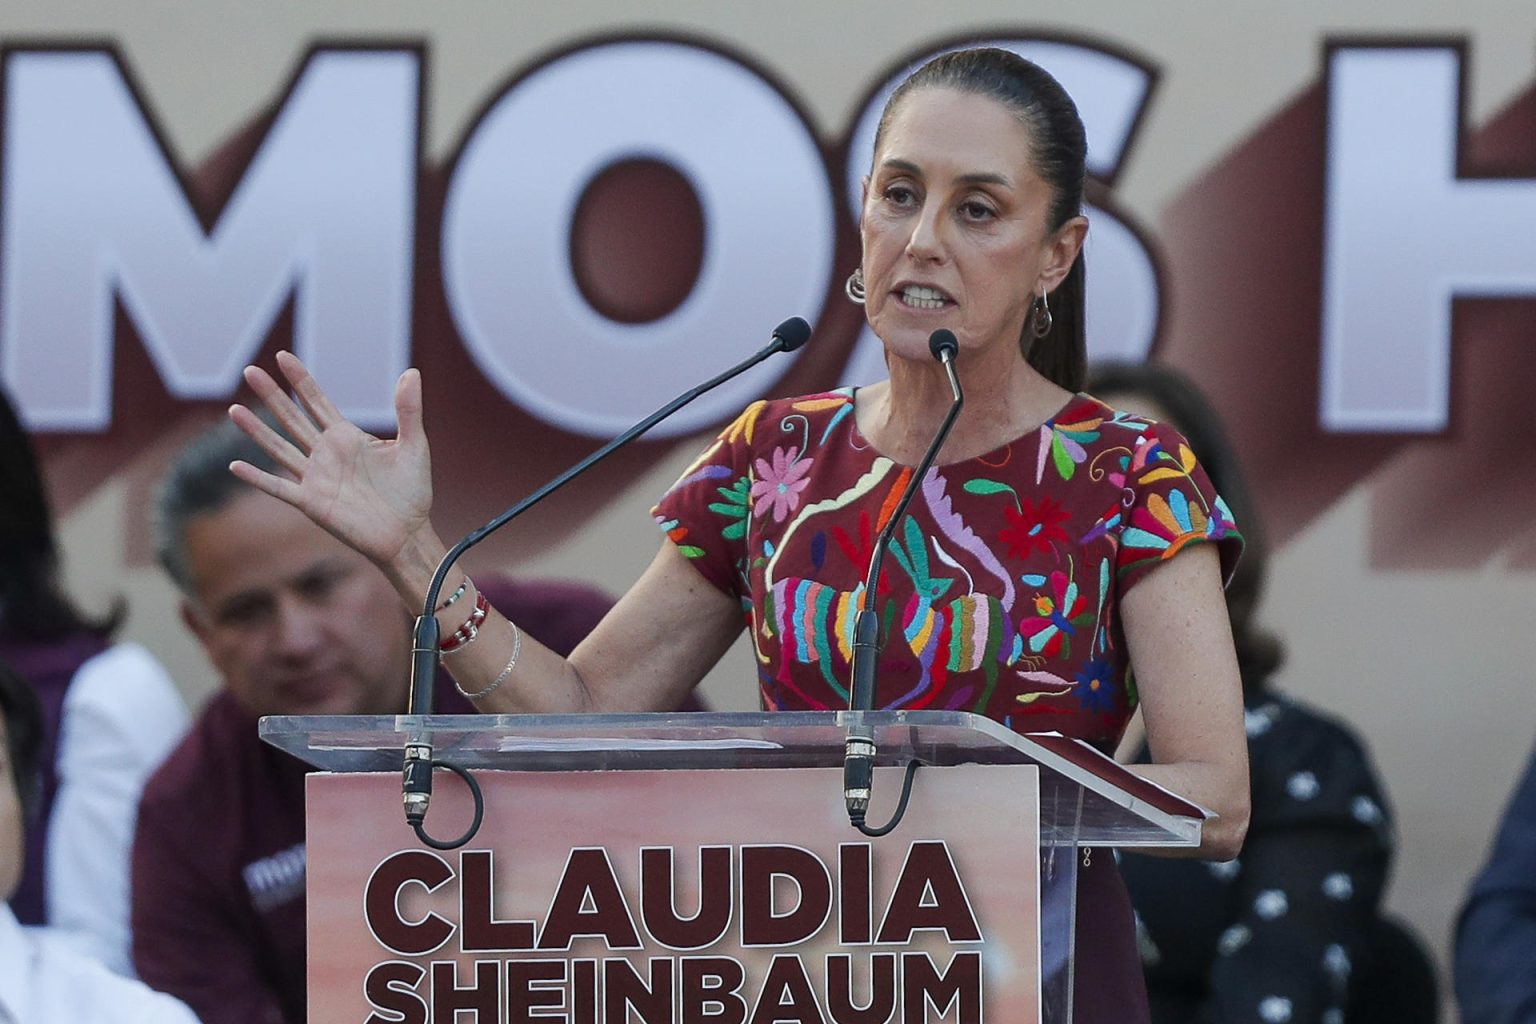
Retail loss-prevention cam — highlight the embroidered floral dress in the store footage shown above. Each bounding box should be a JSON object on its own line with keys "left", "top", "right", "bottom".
{"left": 654, "top": 388, "right": 1242, "bottom": 753}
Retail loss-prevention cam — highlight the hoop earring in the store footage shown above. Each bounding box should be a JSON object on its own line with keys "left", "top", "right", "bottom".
{"left": 1031, "top": 291, "right": 1053, "bottom": 339}
{"left": 844, "top": 267, "right": 866, "bottom": 305}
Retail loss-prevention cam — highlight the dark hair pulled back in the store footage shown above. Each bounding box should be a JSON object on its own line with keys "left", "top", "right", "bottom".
{"left": 876, "top": 47, "right": 1089, "bottom": 390}
{"left": 0, "top": 386, "right": 122, "bottom": 642}
{"left": 0, "top": 657, "right": 45, "bottom": 822}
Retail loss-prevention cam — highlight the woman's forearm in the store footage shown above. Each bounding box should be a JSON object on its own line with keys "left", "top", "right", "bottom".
{"left": 1127, "top": 758, "right": 1250, "bottom": 860}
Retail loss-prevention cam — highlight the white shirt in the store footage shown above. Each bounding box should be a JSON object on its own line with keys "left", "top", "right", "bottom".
{"left": 44, "top": 644, "right": 189, "bottom": 976}
{"left": 0, "top": 905, "right": 202, "bottom": 1023}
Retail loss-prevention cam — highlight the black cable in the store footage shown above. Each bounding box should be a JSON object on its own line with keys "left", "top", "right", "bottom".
{"left": 409, "top": 759, "right": 485, "bottom": 851}
{"left": 850, "top": 759, "right": 923, "bottom": 837}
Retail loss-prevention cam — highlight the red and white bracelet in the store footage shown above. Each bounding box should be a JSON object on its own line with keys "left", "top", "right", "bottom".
{"left": 439, "top": 589, "right": 489, "bottom": 654}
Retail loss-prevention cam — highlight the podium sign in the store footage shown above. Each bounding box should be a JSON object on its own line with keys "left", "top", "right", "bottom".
{"left": 306, "top": 765, "right": 1041, "bottom": 1023}
{"left": 266, "top": 709, "right": 1203, "bottom": 1023}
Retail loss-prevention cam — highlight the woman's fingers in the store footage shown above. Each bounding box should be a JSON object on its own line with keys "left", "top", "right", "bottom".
{"left": 228, "top": 457, "right": 303, "bottom": 506}
{"left": 394, "top": 368, "right": 424, "bottom": 447}
{"left": 228, "top": 402, "right": 309, "bottom": 479}
{"left": 275, "top": 350, "right": 347, "bottom": 432}
{"left": 242, "top": 364, "right": 322, "bottom": 451}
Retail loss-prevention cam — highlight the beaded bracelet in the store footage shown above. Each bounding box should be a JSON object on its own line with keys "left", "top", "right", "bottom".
{"left": 439, "top": 590, "right": 489, "bottom": 654}
{"left": 435, "top": 577, "right": 469, "bottom": 613}
{"left": 455, "top": 620, "right": 522, "bottom": 700}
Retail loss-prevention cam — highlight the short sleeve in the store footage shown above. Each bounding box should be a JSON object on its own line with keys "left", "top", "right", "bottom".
{"left": 650, "top": 400, "right": 764, "bottom": 601}
{"left": 1114, "top": 420, "right": 1243, "bottom": 593}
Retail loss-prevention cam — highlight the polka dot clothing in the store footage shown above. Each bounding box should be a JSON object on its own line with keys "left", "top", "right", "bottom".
{"left": 1120, "top": 693, "right": 1394, "bottom": 1023}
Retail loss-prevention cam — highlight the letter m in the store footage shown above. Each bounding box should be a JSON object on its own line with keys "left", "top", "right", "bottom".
{"left": 0, "top": 47, "right": 419, "bottom": 430}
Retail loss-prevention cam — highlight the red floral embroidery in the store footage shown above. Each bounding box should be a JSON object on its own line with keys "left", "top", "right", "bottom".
{"left": 998, "top": 495, "right": 1071, "bottom": 559}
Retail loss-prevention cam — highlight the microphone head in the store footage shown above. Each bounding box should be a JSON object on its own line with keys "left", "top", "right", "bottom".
{"left": 772, "top": 316, "right": 812, "bottom": 352}
{"left": 928, "top": 329, "right": 959, "bottom": 362}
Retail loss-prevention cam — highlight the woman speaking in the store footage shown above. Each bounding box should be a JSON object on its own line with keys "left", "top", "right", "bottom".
{"left": 230, "top": 47, "right": 1249, "bottom": 1022}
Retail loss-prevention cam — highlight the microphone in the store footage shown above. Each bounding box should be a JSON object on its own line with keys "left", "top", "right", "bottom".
{"left": 403, "top": 315, "right": 812, "bottom": 846}
{"left": 843, "top": 329, "right": 964, "bottom": 833}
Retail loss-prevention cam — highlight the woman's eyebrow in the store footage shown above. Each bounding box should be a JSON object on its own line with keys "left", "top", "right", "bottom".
{"left": 878, "top": 157, "right": 1010, "bottom": 188}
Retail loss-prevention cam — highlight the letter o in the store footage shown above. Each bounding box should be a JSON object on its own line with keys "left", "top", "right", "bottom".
{"left": 442, "top": 40, "right": 835, "bottom": 438}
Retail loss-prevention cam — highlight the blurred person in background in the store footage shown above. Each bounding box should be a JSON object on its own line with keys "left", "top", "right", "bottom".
{"left": 132, "top": 417, "right": 619, "bottom": 1024}
{"left": 0, "top": 384, "right": 188, "bottom": 975}
{"left": 1456, "top": 735, "right": 1536, "bottom": 1024}
{"left": 0, "top": 657, "right": 201, "bottom": 1022}
{"left": 1092, "top": 361, "right": 1437, "bottom": 1024}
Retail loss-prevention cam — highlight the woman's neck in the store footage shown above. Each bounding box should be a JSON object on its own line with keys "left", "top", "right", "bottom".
{"left": 858, "top": 345, "right": 1072, "bottom": 466}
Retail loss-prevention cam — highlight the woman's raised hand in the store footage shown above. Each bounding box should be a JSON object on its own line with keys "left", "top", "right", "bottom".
{"left": 228, "top": 351, "right": 437, "bottom": 574}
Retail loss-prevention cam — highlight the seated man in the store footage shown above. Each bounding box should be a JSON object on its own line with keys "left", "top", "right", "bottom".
{"left": 1456, "top": 736, "right": 1536, "bottom": 1024}
{"left": 0, "top": 658, "right": 200, "bottom": 1022}
{"left": 131, "top": 419, "right": 616, "bottom": 1024}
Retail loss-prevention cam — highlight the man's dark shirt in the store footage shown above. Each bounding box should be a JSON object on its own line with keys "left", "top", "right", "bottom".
{"left": 131, "top": 578, "right": 615, "bottom": 1024}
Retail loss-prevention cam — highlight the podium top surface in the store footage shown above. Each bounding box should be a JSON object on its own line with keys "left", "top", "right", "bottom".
{"left": 261, "top": 709, "right": 1204, "bottom": 847}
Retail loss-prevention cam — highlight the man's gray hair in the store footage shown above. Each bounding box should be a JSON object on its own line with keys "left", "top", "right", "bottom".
{"left": 153, "top": 414, "right": 283, "bottom": 593}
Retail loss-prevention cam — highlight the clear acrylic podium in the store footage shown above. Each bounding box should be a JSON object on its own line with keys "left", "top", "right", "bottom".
{"left": 263, "top": 709, "right": 1204, "bottom": 1023}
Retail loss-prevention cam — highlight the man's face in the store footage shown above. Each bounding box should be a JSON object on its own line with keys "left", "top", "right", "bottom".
{"left": 179, "top": 490, "right": 412, "bottom": 719}
{"left": 0, "top": 716, "right": 23, "bottom": 903}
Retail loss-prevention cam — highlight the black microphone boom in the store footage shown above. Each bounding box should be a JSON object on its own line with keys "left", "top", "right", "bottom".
{"left": 402, "top": 315, "right": 812, "bottom": 847}
{"left": 843, "top": 328, "right": 964, "bottom": 834}
{"left": 409, "top": 313, "right": 810, "bottom": 714}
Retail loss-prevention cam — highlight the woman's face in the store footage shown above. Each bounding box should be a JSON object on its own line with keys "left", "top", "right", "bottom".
{"left": 859, "top": 87, "right": 1085, "bottom": 366}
